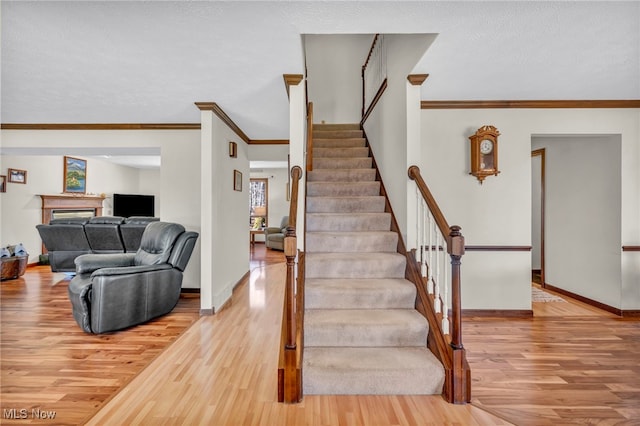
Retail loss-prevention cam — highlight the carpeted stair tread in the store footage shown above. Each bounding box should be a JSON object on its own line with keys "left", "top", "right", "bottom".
{"left": 313, "top": 157, "right": 372, "bottom": 169}
{"left": 314, "top": 123, "right": 361, "bottom": 131}
{"left": 303, "top": 347, "right": 445, "bottom": 395}
{"left": 307, "top": 181, "right": 380, "bottom": 197}
{"left": 306, "top": 252, "right": 406, "bottom": 279}
{"left": 302, "top": 121, "right": 443, "bottom": 397}
{"left": 307, "top": 196, "right": 385, "bottom": 213}
{"left": 307, "top": 169, "right": 376, "bottom": 182}
{"left": 306, "top": 231, "right": 398, "bottom": 253}
{"left": 306, "top": 212, "right": 391, "bottom": 231}
{"left": 313, "top": 129, "right": 363, "bottom": 139}
{"left": 314, "top": 147, "right": 370, "bottom": 158}
{"left": 313, "top": 138, "right": 366, "bottom": 148}
{"left": 305, "top": 309, "right": 428, "bottom": 347}
{"left": 306, "top": 278, "right": 416, "bottom": 309}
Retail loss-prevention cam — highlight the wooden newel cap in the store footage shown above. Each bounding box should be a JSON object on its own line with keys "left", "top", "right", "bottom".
{"left": 408, "top": 165, "right": 420, "bottom": 179}
{"left": 449, "top": 226, "right": 465, "bottom": 256}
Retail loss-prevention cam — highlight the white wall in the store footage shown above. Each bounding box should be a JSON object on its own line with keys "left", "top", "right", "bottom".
{"left": 199, "top": 114, "right": 250, "bottom": 312}
{"left": 0, "top": 129, "right": 202, "bottom": 287}
{"left": 532, "top": 135, "right": 622, "bottom": 308}
{"left": 138, "top": 168, "right": 161, "bottom": 216}
{"left": 0, "top": 154, "right": 140, "bottom": 264}
{"left": 363, "top": 34, "right": 436, "bottom": 242}
{"left": 305, "top": 34, "right": 372, "bottom": 124}
{"left": 421, "top": 108, "right": 639, "bottom": 311}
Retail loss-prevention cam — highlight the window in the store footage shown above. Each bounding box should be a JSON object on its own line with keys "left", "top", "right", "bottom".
{"left": 250, "top": 178, "right": 268, "bottom": 228}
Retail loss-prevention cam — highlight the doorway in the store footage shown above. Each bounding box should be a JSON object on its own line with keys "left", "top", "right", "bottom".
{"left": 531, "top": 148, "right": 545, "bottom": 286}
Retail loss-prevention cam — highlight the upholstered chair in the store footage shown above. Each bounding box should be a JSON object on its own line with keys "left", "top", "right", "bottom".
{"left": 67, "top": 222, "right": 198, "bottom": 334}
{"left": 265, "top": 216, "right": 288, "bottom": 251}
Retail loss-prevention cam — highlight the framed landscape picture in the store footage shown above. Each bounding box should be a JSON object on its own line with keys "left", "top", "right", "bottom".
{"left": 64, "top": 156, "right": 87, "bottom": 193}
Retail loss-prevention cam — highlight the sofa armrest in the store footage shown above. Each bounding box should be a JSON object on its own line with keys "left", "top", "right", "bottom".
{"left": 265, "top": 227, "right": 281, "bottom": 235}
{"left": 91, "top": 263, "right": 172, "bottom": 278}
{"left": 75, "top": 253, "right": 136, "bottom": 274}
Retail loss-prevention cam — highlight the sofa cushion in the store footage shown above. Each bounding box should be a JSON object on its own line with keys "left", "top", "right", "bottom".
{"left": 88, "top": 216, "right": 125, "bottom": 225}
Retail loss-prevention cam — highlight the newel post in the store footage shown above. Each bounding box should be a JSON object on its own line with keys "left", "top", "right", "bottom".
{"left": 284, "top": 228, "right": 297, "bottom": 350}
{"left": 448, "top": 225, "right": 470, "bottom": 403}
{"left": 448, "top": 225, "right": 464, "bottom": 349}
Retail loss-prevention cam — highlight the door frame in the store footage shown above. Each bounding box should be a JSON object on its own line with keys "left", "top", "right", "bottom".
{"left": 531, "top": 148, "right": 546, "bottom": 287}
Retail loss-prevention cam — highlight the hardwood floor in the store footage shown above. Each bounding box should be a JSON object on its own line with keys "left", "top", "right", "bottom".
{"left": 2, "top": 252, "right": 639, "bottom": 425}
{"left": 0, "top": 266, "right": 201, "bottom": 425}
{"left": 87, "top": 259, "right": 506, "bottom": 426}
{"left": 467, "top": 285, "right": 640, "bottom": 425}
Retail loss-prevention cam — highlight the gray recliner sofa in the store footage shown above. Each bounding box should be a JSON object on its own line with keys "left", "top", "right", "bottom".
{"left": 68, "top": 221, "right": 198, "bottom": 334}
{"left": 36, "top": 216, "right": 159, "bottom": 272}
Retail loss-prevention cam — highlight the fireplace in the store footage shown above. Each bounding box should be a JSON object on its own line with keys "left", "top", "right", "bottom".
{"left": 39, "top": 195, "right": 106, "bottom": 224}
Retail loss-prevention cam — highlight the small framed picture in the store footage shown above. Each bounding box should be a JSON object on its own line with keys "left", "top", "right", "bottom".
{"left": 0, "top": 175, "right": 6, "bottom": 192}
{"left": 233, "top": 169, "right": 242, "bottom": 192}
{"left": 229, "top": 141, "right": 237, "bottom": 158}
{"left": 64, "top": 156, "right": 87, "bottom": 193}
{"left": 8, "top": 168, "right": 27, "bottom": 184}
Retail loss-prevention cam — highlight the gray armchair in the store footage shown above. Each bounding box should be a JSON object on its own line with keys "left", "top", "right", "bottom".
{"left": 67, "top": 222, "right": 198, "bottom": 334}
{"left": 265, "top": 216, "right": 288, "bottom": 251}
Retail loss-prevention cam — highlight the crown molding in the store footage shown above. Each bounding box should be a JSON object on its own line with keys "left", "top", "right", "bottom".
{"left": 195, "top": 102, "right": 250, "bottom": 144}
{"left": 1, "top": 123, "right": 200, "bottom": 130}
{"left": 421, "top": 100, "right": 640, "bottom": 109}
{"left": 283, "top": 74, "right": 304, "bottom": 98}
{"left": 407, "top": 74, "right": 429, "bottom": 86}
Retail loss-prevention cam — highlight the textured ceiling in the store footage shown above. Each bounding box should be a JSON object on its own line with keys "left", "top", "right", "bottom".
{"left": 2, "top": 1, "right": 639, "bottom": 140}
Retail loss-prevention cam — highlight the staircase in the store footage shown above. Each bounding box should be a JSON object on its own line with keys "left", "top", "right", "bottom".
{"left": 303, "top": 123, "right": 445, "bottom": 395}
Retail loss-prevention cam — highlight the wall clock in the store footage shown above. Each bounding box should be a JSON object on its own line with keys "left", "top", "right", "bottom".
{"left": 469, "top": 125, "right": 500, "bottom": 184}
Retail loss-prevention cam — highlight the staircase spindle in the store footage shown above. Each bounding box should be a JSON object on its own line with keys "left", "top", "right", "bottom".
{"left": 441, "top": 239, "right": 450, "bottom": 335}
{"left": 407, "top": 165, "right": 470, "bottom": 404}
{"left": 434, "top": 232, "right": 441, "bottom": 313}
{"left": 415, "top": 186, "right": 421, "bottom": 263}
{"left": 427, "top": 210, "right": 434, "bottom": 293}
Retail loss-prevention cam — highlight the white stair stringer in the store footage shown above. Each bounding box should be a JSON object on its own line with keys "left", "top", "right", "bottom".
{"left": 303, "top": 123, "right": 445, "bottom": 396}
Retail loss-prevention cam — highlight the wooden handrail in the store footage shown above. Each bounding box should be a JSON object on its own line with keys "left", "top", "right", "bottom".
{"left": 285, "top": 166, "right": 302, "bottom": 348}
{"left": 363, "top": 34, "right": 380, "bottom": 72}
{"left": 306, "top": 103, "right": 313, "bottom": 172}
{"left": 361, "top": 35, "right": 379, "bottom": 118}
{"left": 407, "top": 164, "right": 469, "bottom": 402}
{"left": 279, "top": 165, "right": 303, "bottom": 403}
{"left": 408, "top": 165, "right": 450, "bottom": 243}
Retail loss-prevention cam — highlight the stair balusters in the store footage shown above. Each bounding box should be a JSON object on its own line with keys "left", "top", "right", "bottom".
{"left": 408, "top": 165, "right": 470, "bottom": 404}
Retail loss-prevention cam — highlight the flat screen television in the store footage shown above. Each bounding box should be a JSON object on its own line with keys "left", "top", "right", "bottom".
{"left": 113, "top": 194, "right": 155, "bottom": 218}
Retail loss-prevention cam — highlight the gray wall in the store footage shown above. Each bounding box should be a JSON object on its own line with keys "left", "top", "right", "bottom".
{"left": 532, "top": 135, "right": 622, "bottom": 308}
